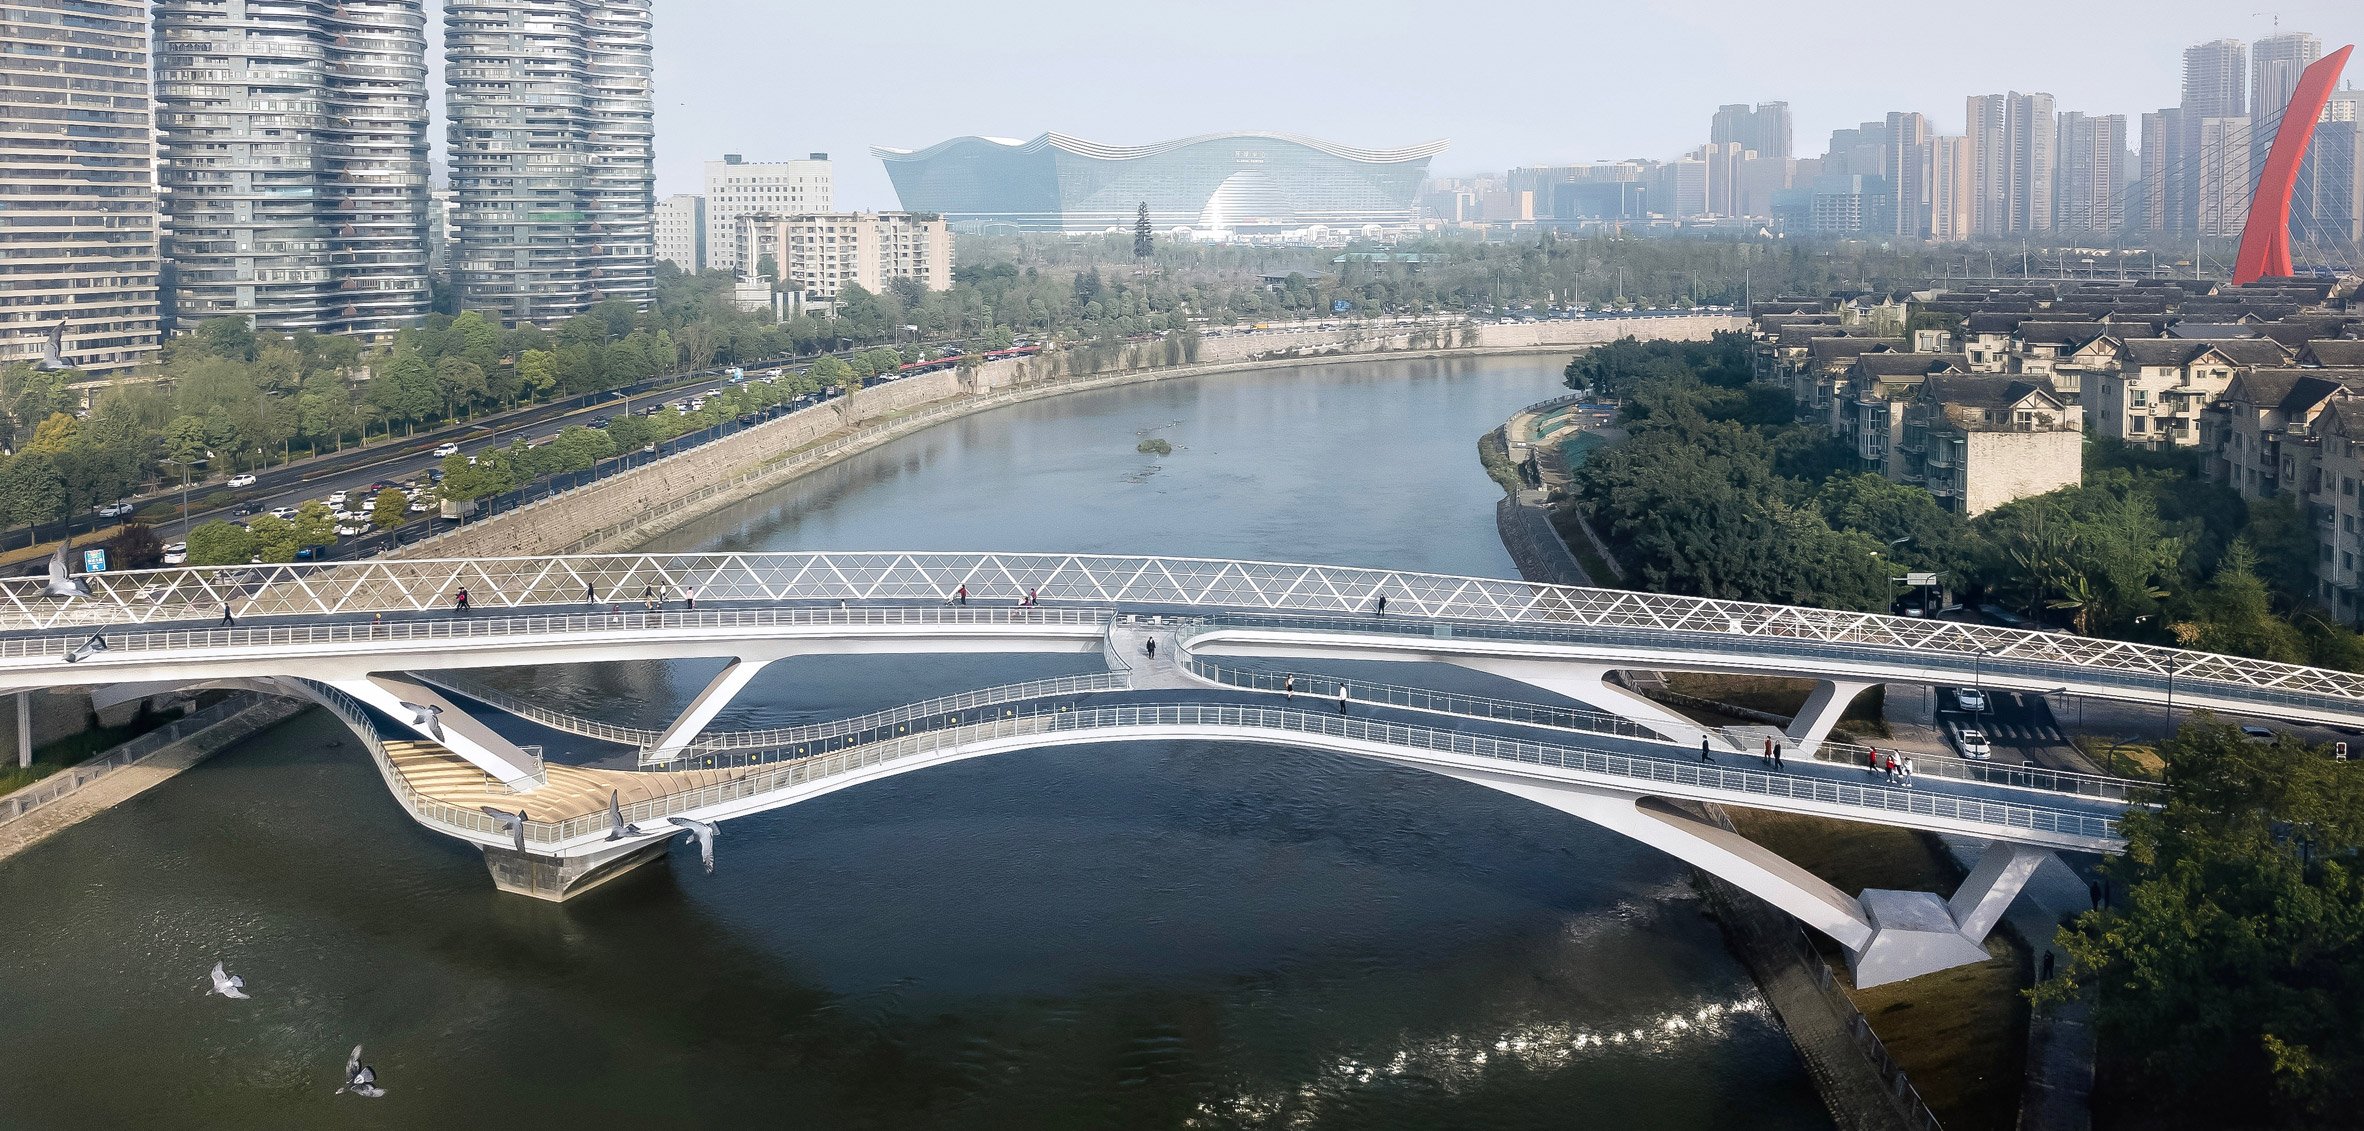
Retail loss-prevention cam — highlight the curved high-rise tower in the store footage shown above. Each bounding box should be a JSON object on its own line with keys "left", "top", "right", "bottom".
{"left": 446, "top": 0, "right": 651, "bottom": 324}
{"left": 153, "top": 0, "right": 428, "bottom": 334}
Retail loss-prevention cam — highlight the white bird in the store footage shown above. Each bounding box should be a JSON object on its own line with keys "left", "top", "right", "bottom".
{"left": 43, "top": 542, "right": 91, "bottom": 599}
{"left": 207, "top": 961, "right": 248, "bottom": 999}
{"left": 667, "top": 816, "right": 719, "bottom": 874}
{"left": 478, "top": 805, "right": 528, "bottom": 852}
{"left": 398, "top": 701, "right": 444, "bottom": 741}
{"left": 62, "top": 633, "right": 106, "bottom": 664}
{"left": 33, "top": 317, "right": 69, "bottom": 372}
{"left": 334, "top": 1045, "right": 385, "bottom": 1098}
{"left": 605, "top": 790, "right": 651, "bottom": 841}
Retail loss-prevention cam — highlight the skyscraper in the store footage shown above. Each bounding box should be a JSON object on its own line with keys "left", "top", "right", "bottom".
{"left": 2197, "top": 115, "right": 2254, "bottom": 238}
{"left": 2139, "top": 108, "right": 2185, "bottom": 231}
{"left": 2250, "top": 33, "right": 2321, "bottom": 161}
{"left": 1966, "top": 93, "right": 2056, "bottom": 235}
{"left": 1928, "top": 135, "right": 1975, "bottom": 241}
{"left": 1, "top": 0, "right": 158, "bottom": 373}
{"left": 153, "top": 0, "right": 430, "bottom": 334}
{"left": 2056, "top": 112, "right": 2128, "bottom": 232}
{"left": 1884, "top": 112, "right": 1932, "bottom": 237}
{"left": 446, "top": 0, "right": 654, "bottom": 324}
{"left": 1710, "top": 102, "right": 1791, "bottom": 162}
{"left": 2181, "top": 38, "right": 2247, "bottom": 235}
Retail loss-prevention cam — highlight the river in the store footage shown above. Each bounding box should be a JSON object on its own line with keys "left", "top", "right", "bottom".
{"left": 0, "top": 356, "right": 1832, "bottom": 1129}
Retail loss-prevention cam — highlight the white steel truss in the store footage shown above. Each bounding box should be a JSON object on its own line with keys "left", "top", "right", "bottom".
{"left": 3, "top": 550, "right": 2359, "bottom": 705}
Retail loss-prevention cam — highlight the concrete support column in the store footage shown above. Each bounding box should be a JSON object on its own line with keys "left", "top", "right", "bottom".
{"left": 482, "top": 835, "right": 674, "bottom": 901}
{"left": 15, "top": 691, "right": 29, "bottom": 769}
{"left": 650, "top": 659, "right": 773, "bottom": 753}
{"left": 1850, "top": 840, "right": 2051, "bottom": 988}
{"left": 1946, "top": 840, "right": 2052, "bottom": 943}
{"left": 1441, "top": 657, "right": 1742, "bottom": 752}
{"left": 1783, "top": 678, "right": 1880, "bottom": 760}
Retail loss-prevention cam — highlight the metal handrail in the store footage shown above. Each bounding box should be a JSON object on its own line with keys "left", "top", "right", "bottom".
{"left": 0, "top": 605, "right": 1111, "bottom": 662}
{"left": 636, "top": 671, "right": 1135, "bottom": 763}
{"left": 411, "top": 674, "right": 661, "bottom": 747}
{"left": 520, "top": 703, "right": 2123, "bottom": 849}
{"left": 1187, "top": 659, "right": 2155, "bottom": 803}
{"left": 9, "top": 550, "right": 2359, "bottom": 716}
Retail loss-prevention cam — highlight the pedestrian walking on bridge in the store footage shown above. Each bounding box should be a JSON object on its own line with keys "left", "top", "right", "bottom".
{"left": 221, "top": 601, "right": 236, "bottom": 627}
{"left": 1772, "top": 741, "right": 1784, "bottom": 770}
{"left": 1284, "top": 675, "right": 1295, "bottom": 701}
{"left": 1700, "top": 738, "right": 1712, "bottom": 763}
{"left": 1337, "top": 685, "right": 1349, "bottom": 715}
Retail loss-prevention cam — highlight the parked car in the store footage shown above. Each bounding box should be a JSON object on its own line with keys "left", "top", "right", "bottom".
{"left": 433, "top": 442, "right": 461, "bottom": 457}
{"left": 227, "top": 473, "right": 257, "bottom": 488}
{"left": 325, "top": 490, "right": 347, "bottom": 506}
{"left": 1954, "top": 688, "right": 1988, "bottom": 713}
{"left": 1955, "top": 729, "right": 1991, "bottom": 759}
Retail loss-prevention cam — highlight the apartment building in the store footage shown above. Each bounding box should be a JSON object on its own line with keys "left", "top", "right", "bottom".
{"left": 1840, "top": 353, "right": 1971, "bottom": 476}
{"left": 2092, "top": 339, "right": 2291, "bottom": 448}
{"left": 154, "top": 0, "right": 430, "bottom": 334}
{"left": 1965, "top": 92, "right": 2056, "bottom": 235}
{"left": 734, "top": 212, "right": 952, "bottom": 301}
{"left": 446, "top": 0, "right": 655, "bottom": 323}
{"left": 656, "top": 194, "right": 706, "bottom": 273}
{"left": 1901, "top": 375, "right": 2084, "bottom": 516}
{"left": 704, "top": 155, "right": 831, "bottom": 274}
{"left": 0, "top": 0, "right": 158, "bottom": 373}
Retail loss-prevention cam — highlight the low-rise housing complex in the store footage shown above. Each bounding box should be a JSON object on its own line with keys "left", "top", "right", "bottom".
{"left": 734, "top": 212, "right": 953, "bottom": 302}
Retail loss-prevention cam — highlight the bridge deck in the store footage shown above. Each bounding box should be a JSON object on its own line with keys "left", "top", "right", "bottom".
{"left": 382, "top": 740, "right": 739, "bottom": 825}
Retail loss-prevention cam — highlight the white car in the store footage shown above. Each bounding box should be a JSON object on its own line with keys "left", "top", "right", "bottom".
{"left": 334, "top": 523, "right": 367, "bottom": 537}
{"left": 96, "top": 502, "right": 135, "bottom": 519}
{"left": 161, "top": 542, "right": 188, "bottom": 566}
{"left": 433, "top": 443, "right": 461, "bottom": 457}
{"left": 325, "top": 490, "right": 347, "bottom": 506}
{"left": 1956, "top": 729, "right": 1992, "bottom": 759}
{"left": 408, "top": 498, "right": 431, "bottom": 513}
{"left": 227, "top": 473, "right": 257, "bottom": 488}
{"left": 267, "top": 506, "right": 298, "bottom": 520}
{"left": 1954, "top": 688, "right": 1988, "bottom": 713}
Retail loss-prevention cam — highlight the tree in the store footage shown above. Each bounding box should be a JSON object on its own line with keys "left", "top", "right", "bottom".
{"left": 105, "top": 523, "right": 164, "bottom": 570}
{"left": 291, "top": 500, "right": 337, "bottom": 549}
{"left": 245, "top": 514, "right": 299, "bottom": 562}
{"left": 1134, "top": 202, "right": 1154, "bottom": 259}
{"left": 810, "top": 355, "right": 854, "bottom": 388}
{"left": 0, "top": 450, "right": 65, "bottom": 526}
{"left": 371, "top": 488, "right": 407, "bottom": 530}
{"left": 2179, "top": 542, "right": 2307, "bottom": 663}
{"left": 2043, "top": 719, "right": 2364, "bottom": 1127}
{"left": 185, "top": 520, "right": 257, "bottom": 566}
{"left": 516, "top": 349, "right": 558, "bottom": 398}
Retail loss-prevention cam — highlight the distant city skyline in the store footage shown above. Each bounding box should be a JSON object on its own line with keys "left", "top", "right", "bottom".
{"left": 647, "top": 0, "right": 2358, "bottom": 209}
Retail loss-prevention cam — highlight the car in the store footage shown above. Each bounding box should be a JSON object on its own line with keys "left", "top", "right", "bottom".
{"left": 334, "top": 523, "right": 367, "bottom": 537}
{"left": 96, "top": 502, "right": 135, "bottom": 519}
{"left": 231, "top": 504, "right": 260, "bottom": 517}
{"left": 267, "top": 506, "right": 298, "bottom": 520}
{"left": 2241, "top": 725, "right": 2277, "bottom": 743}
{"left": 589, "top": 415, "right": 611, "bottom": 428}
{"left": 227, "top": 473, "right": 257, "bottom": 488}
{"left": 366, "top": 480, "right": 394, "bottom": 493}
{"left": 1954, "top": 688, "right": 1988, "bottom": 713}
{"left": 161, "top": 542, "right": 188, "bottom": 566}
{"left": 1955, "top": 729, "right": 1992, "bottom": 759}
{"left": 433, "top": 443, "right": 461, "bottom": 457}
{"left": 325, "top": 490, "right": 347, "bottom": 506}
{"left": 408, "top": 499, "right": 431, "bottom": 513}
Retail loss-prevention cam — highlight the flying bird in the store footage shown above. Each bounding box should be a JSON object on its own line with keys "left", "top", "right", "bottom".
{"left": 605, "top": 790, "right": 652, "bottom": 841}
{"left": 44, "top": 543, "right": 91, "bottom": 599}
{"left": 334, "top": 1045, "right": 385, "bottom": 1098}
{"left": 398, "top": 701, "right": 445, "bottom": 741}
{"left": 62, "top": 633, "right": 106, "bottom": 664}
{"left": 33, "top": 317, "right": 68, "bottom": 372}
{"left": 667, "top": 816, "right": 719, "bottom": 874}
{"left": 478, "top": 805, "right": 528, "bottom": 852}
{"left": 207, "top": 961, "right": 248, "bottom": 1000}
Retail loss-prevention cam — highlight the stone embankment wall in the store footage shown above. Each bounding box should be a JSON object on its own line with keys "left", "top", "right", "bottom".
{"left": 394, "top": 316, "right": 1742, "bottom": 561}
{"left": 1494, "top": 492, "right": 1591, "bottom": 587}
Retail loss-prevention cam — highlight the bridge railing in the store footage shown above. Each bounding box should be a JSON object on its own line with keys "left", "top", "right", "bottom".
{"left": 635, "top": 671, "right": 1137, "bottom": 766}
{"left": 1179, "top": 608, "right": 2364, "bottom": 721}
{"left": 530, "top": 703, "right": 2121, "bottom": 850}
{"left": 0, "top": 605, "right": 1112, "bottom": 663}
{"left": 10, "top": 552, "right": 2364, "bottom": 718}
{"left": 1188, "top": 658, "right": 2156, "bottom": 803}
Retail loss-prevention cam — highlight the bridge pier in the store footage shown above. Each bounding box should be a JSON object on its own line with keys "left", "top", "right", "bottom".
{"left": 1849, "top": 840, "right": 2049, "bottom": 986}
{"left": 481, "top": 836, "right": 675, "bottom": 902}
{"left": 1785, "top": 678, "right": 1881, "bottom": 760}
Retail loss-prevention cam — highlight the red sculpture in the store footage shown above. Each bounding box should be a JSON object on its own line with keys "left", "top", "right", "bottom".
{"left": 2234, "top": 45, "right": 2354, "bottom": 285}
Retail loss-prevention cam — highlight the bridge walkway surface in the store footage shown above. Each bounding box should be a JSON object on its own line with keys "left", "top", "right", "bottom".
{"left": 383, "top": 740, "right": 738, "bottom": 826}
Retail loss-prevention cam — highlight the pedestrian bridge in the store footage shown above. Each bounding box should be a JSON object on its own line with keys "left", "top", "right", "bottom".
{"left": 0, "top": 550, "right": 2269, "bottom": 986}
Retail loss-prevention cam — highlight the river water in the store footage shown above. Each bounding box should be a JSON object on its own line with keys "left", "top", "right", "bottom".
{"left": 0, "top": 357, "right": 1831, "bottom": 1129}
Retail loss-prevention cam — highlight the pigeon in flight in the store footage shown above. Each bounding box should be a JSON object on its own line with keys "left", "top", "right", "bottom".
{"left": 33, "top": 317, "right": 69, "bottom": 372}
{"left": 605, "top": 790, "right": 652, "bottom": 841}
{"left": 62, "top": 633, "right": 106, "bottom": 664}
{"left": 207, "top": 961, "right": 249, "bottom": 1000}
{"left": 479, "top": 805, "right": 528, "bottom": 853}
{"left": 667, "top": 816, "right": 719, "bottom": 874}
{"left": 44, "top": 543, "right": 91, "bottom": 599}
{"left": 334, "top": 1045, "right": 385, "bottom": 1098}
{"left": 398, "top": 701, "right": 445, "bottom": 741}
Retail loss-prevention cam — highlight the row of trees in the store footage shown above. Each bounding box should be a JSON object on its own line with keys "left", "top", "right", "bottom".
{"left": 1564, "top": 334, "right": 2364, "bottom": 669}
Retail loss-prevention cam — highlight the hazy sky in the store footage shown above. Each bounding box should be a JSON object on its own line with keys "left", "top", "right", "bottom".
{"left": 647, "top": 0, "right": 2364, "bottom": 208}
